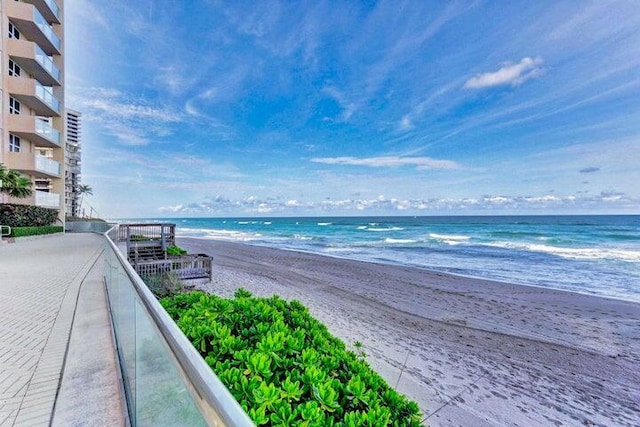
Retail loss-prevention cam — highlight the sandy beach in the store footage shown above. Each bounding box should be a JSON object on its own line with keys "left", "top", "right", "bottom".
{"left": 178, "top": 237, "right": 640, "bottom": 427}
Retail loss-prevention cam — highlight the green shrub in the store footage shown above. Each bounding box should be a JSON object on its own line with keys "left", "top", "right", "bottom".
{"left": 166, "top": 245, "right": 188, "bottom": 256}
{"left": 161, "top": 289, "right": 423, "bottom": 426}
{"left": 142, "top": 272, "right": 184, "bottom": 298}
{"left": 11, "top": 226, "right": 63, "bottom": 237}
{"left": 0, "top": 204, "right": 58, "bottom": 227}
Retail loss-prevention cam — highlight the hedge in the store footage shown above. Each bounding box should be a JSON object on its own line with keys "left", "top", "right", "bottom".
{"left": 11, "top": 226, "right": 63, "bottom": 238}
{"left": 161, "top": 290, "right": 423, "bottom": 426}
{"left": 0, "top": 204, "right": 58, "bottom": 227}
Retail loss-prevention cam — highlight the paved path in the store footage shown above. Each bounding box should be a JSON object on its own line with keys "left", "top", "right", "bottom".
{"left": 0, "top": 233, "right": 124, "bottom": 426}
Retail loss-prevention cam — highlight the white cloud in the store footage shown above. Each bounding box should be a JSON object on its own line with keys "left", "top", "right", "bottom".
{"left": 464, "top": 57, "right": 544, "bottom": 89}
{"left": 68, "top": 86, "right": 184, "bottom": 145}
{"left": 158, "top": 204, "right": 184, "bottom": 213}
{"left": 157, "top": 191, "right": 637, "bottom": 215}
{"left": 311, "top": 156, "right": 460, "bottom": 170}
{"left": 82, "top": 98, "right": 180, "bottom": 122}
{"left": 322, "top": 87, "right": 357, "bottom": 121}
{"left": 399, "top": 115, "right": 413, "bottom": 130}
{"left": 156, "top": 65, "right": 198, "bottom": 96}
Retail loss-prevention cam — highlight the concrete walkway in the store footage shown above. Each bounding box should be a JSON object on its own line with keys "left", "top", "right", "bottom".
{"left": 0, "top": 233, "right": 125, "bottom": 426}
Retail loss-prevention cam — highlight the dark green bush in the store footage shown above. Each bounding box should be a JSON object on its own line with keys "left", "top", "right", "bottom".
{"left": 11, "top": 226, "right": 63, "bottom": 237}
{"left": 0, "top": 204, "right": 58, "bottom": 227}
{"left": 161, "top": 290, "right": 423, "bottom": 426}
{"left": 130, "top": 234, "right": 151, "bottom": 241}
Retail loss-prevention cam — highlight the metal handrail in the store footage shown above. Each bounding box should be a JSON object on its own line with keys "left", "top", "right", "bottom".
{"left": 1, "top": 225, "right": 11, "bottom": 237}
{"left": 103, "top": 225, "right": 254, "bottom": 426}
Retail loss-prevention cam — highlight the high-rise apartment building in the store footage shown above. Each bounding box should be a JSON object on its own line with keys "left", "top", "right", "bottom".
{"left": 0, "top": 0, "right": 64, "bottom": 220}
{"left": 64, "top": 108, "right": 80, "bottom": 217}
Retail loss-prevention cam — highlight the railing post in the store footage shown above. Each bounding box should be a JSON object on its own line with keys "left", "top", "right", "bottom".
{"left": 0, "top": 225, "right": 12, "bottom": 237}
{"left": 125, "top": 225, "right": 130, "bottom": 257}
{"left": 161, "top": 224, "right": 167, "bottom": 255}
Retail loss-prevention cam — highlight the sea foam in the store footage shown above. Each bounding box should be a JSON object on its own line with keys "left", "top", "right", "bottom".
{"left": 384, "top": 238, "right": 418, "bottom": 244}
{"left": 485, "top": 242, "right": 640, "bottom": 262}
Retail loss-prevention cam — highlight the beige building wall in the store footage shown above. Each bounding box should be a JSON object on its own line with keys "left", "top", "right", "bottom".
{"left": 1, "top": 0, "right": 65, "bottom": 222}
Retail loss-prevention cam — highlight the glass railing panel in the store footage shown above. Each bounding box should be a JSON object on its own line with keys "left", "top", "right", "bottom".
{"left": 44, "top": 0, "right": 61, "bottom": 21}
{"left": 35, "top": 154, "right": 60, "bottom": 175}
{"left": 33, "top": 7, "right": 61, "bottom": 50}
{"left": 103, "top": 231, "right": 253, "bottom": 426}
{"left": 134, "top": 299, "right": 207, "bottom": 426}
{"left": 35, "top": 81, "right": 60, "bottom": 113}
{"left": 34, "top": 44, "right": 61, "bottom": 82}
{"left": 35, "top": 190, "right": 60, "bottom": 206}
{"left": 35, "top": 118, "right": 61, "bottom": 144}
{"left": 116, "top": 263, "right": 138, "bottom": 420}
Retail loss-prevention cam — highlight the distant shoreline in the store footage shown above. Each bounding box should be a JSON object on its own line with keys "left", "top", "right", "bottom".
{"left": 178, "top": 237, "right": 640, "bottom": 426}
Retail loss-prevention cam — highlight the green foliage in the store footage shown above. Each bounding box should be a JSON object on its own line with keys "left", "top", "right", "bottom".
{"left": 142, "top": 272, "right": 184, "bottom": 298}
{"left": 166, "top": 245, "right": 188, "bottom": 256}
{"left": 161, "top": 291, "right": 423, "bottom": 426}
{"left": 0, "top": 204, "right": 58, "bottom": 227}
{"left": 234, "top": 288, "right": 253, "bottom": 298}
{"left": 0, "top": 164, "right": 33, "bottom": 199}
{"left": 11, "top": 226, "right": 63, "bottom": 237}
{"left": 77, "top": 184, "right": 93, "bottom": 213}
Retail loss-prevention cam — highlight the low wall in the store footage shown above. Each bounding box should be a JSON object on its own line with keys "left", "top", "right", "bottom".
{"left": 66, "top": 221, "right": 115, "bottom": 234}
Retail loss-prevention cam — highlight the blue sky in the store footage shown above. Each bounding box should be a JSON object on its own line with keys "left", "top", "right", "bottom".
{"left": 65, "top": 0, "right": 640, "bottom": 218}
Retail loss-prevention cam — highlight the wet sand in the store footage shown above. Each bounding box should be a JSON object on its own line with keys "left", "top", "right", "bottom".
{"left": 179, "top": 237, "right": 640, "bottom": 427}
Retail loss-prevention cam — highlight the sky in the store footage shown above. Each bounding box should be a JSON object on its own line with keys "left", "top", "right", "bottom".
{"left": 65, "top": 0, "right": 640, "bottom": 218}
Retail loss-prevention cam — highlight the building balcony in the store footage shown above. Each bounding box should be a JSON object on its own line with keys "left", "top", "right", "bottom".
{"left": 7, "top": 1, "right": 62, "bottom": 55}
{"left": 8, "top": 77, "right": 61, "bottom": 116}
{"left": 35, "top": 190, "right": 61, "bottom": 208}
{"left": 8, "top": 115, "right": 61, "bottom": 148}
{"left": 5, "top": 152, "right": 61, "bottom": 178}
{"left": 23, "top": 0, "right": 61, "bottom": 24}
{"left": 35, "top": 154, "right": 60, "bottom": 176}
{"left": 8, "top": 39, "right": 61, "bottom": 86}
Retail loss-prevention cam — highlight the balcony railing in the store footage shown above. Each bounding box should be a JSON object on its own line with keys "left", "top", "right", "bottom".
{"left": 35, "top": 81, "right": 61, "bottom": 113}
{"left": 103, "top": 226, "right": 254, "bottom": 426}
{"left": 35, "top": 118, "right": 61, "bottom": 145}
{"left": 35, "top": 154, "right": 60, "bottom": 176}
{"left": 7, "top": 114, "right": 61, "bottom": 148}
{"left": 8, "top": 1, "right": 61, "bottom": 55}
{"left": 33, "top": 7, "right": 61, "bottom": 52}
{"left": 35, "top": 190, "right": 60, "bottom": 207}
{"left": 23, "top": 0, "right": 61, "bottom": 24}
{"left": 35, "top": 44, "right": 61, "bottom": 83}
{"left": 42, "top": 0, "right": 61, "bottom": 23}
{"left": 8, "top": 39, "right": 61, "bottom": 86}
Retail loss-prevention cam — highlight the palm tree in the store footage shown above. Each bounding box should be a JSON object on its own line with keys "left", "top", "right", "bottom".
{"left": 77, "top": 184, "right": 93, "bottom": 216}
{"left": 0, "top": 163, "right": 33, "bottom": 199}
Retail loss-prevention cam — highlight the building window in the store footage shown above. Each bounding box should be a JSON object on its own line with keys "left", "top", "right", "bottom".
{"left": 8, "top": 59, "right": 21, "bottom": 77}
{"left": 9, "top": 97, "right": 20, "bottom": 114}
{"left": 9, "top": 134, "right": 21, "bottom": 152}
{"left": 8, "top": 22, "right": 20, "bottom": 40}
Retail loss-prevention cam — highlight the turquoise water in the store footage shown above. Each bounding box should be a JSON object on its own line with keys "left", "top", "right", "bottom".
{"left": 131, "top": 215, "right": 640, "bottom": 302}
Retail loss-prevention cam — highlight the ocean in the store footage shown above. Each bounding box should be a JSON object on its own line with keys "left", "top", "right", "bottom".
{"left": 134, "top": 215, "right": 640, "bottom": 302}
